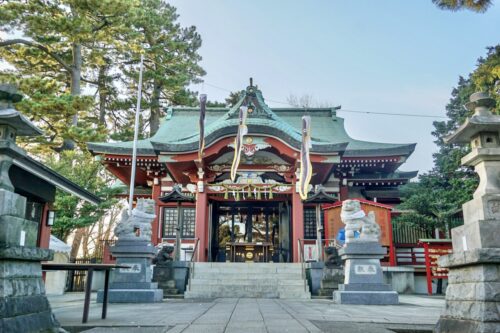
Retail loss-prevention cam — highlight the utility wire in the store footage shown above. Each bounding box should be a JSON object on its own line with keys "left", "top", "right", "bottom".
{"left": 139, "top": 57, "right": 448, "bottom": 120}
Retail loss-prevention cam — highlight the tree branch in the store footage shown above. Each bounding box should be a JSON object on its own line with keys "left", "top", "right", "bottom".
{"left": 0, "top": 38, "right": 72, "bottom": 73}
{"left": 80, "top": 76, "right": 98, "bottom": 85}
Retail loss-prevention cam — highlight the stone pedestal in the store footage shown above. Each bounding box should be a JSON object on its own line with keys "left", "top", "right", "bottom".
{"left": 152, "top": 261, "right": 190, "bottom": 296}
{"left": 318, "top": 266, "right": 344, "bottom": 297}
{"left": 333, "top": 242, "right": 398, "bottom": 305}
{"left": 0, "top": 189, "right": 60, "bottom": 332}
{"left": 97, "top": 240, "right": 163, "bottom": 303}
{"left": 434, "top": 249, "right": 499, "bottom": 333}
{"left": 306, "top": 262, "right": 324, "bottom": 295}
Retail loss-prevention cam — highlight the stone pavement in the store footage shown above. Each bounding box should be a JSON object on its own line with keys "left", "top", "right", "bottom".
{"left": 48, "top": 293, "right": 444, "bottom": 333}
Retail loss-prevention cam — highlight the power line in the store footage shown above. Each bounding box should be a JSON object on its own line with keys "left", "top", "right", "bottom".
{"left": 338, "top": 109, "right": 447, "bottom": 119}
{"left": 140, "top": 57, "right": 449, "bottom": 120}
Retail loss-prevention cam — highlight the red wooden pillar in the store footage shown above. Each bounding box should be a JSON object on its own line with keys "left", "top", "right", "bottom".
{"left": 151, "top": 183, "right": 162, "bottom": 245}
{"left": 423, "top": 242, "right": 432, "bottom": 295}
{"left": 291, "top": 190, "right": 304, "bottom": 263}
{"left": 38, "top": 203, "right": 51, "bottom": 249}
{"left": 387, "top": 209, "right": 396, "bottom": 266}
{"left": 339, "top": 185, "right": 349, "bottom": 201}
{"left": 195, "top": 189, "right": 208, "bottom": 262}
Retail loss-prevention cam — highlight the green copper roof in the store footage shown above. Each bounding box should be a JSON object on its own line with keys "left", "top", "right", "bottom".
{"left": 88, "top": 85, "right": 415, "bottom": 158}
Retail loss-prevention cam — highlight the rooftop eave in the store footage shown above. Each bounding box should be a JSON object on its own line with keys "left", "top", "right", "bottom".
{"left": 0, "top": 145, "right": 101, "bottom": 205}
{"left": 87, "top": 142, "right": 156, "bottom": 156}
{"left": 343, "top": 143, "right": 417, "bottom": 158}
{"left": 151, "top": 124, "right": 349, "bottom": 154}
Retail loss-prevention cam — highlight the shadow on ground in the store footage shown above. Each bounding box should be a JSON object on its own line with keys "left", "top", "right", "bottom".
{"left": 311, "top": 320, "right": 434, "bottom": 333}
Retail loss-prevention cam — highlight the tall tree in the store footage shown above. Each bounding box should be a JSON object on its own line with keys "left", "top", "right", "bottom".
{"left": 46, "top": 150, "right": 120, "bottom": 258}
{"left": 397, "top": 46, "right": 499, "bottom": 229}
{"left": 0, "top": 0, "right": 133, "bottom": 150}
{"left": 122, "top": 0, "right": 205, "bottom": 135}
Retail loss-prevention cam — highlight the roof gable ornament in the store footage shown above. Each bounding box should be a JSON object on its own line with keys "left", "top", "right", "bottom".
{"left": 159, "top": 184, "right": 195, "bottom": 203}
{"left": 304, "top": 185, "right": 337, "bottom": 203}
{"left": 226, "top": 78, "right": 277, "bottom": 120}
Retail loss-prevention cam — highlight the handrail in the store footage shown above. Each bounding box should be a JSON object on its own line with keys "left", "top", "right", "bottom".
{"left": 297, "top": 239, "right": 307, "bottom": 292}
{"left": 322, "top": 238, "right": 342, "bottom": 250}
{"left": 188, "top": 238, "right": 199, "bottom": 291}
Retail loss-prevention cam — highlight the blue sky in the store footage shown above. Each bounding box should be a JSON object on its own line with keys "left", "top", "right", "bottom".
{"left": 169, "top": 0, "right": 500, "bottom": 174}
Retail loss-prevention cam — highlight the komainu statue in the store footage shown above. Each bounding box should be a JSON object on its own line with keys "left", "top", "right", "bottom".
{"left": 153, "top": 245, "right": 174, "bottom": 266}
{"left": 114, "top": 199, "right": 156, "bottom": 241}
{"left": 340, "top": 199, "right": 381, "bottom": 243}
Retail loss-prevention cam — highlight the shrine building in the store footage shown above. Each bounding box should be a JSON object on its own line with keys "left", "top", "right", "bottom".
{"left": 88, "top": 83, "right": 417, "bottom": 263}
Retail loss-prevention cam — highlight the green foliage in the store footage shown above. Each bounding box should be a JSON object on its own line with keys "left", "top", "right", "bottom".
{"left": 119, "top": 0, "right": 205, "bottom": 134}
{"left": 0, "top": 74, "right": 107, "bottom": 152}
{"left": 46, "top": 150, "right": 120, "bottom": 241}
{"left": 397, "top": 46, "right": 499, "bottom": 228}
{"left": 432, "top": 0, "right": 493, "bottom": 12}
{"left": 0, "top": 1, "right": 206, "bottom": 250}
{"left": 226, "top": 91, "right": 244, "bottom": 107}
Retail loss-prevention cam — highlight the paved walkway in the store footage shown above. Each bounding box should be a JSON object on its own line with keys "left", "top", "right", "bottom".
{"left": 48, "top": 293, "right": 444, "bottom": 333}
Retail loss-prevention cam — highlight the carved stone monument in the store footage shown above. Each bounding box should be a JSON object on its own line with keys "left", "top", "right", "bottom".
{"left": 152, "top": 245, "right": 179, "bottom": 296}
{"left": 97, "top": 199, "right": 163, "bottom": 303}
{"left": 435, "top": 92, "right": 500, "bottom": 333}
{"left": 317, "top": 247, "right": 344, "bottom": 297}
{"left": 333, "top": 199, "right": 399, "bottom": 304}
{"left": 0, "top": 85, "right": 61, "bottom": 332}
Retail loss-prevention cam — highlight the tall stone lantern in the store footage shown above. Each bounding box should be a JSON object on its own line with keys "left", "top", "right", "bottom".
{"left": 0, "top": 84, "right": 60, "bottom": 332}
{"left": 435, "top": 92, "right": 500, "bottom": 333}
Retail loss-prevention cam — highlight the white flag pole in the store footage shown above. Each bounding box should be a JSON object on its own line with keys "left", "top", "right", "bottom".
{"left": 128, "top": 54, "right": 144, "bottom": 215}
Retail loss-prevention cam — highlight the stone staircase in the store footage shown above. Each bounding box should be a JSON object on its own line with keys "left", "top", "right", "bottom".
{"left": 184, "top": 263, "right": 311, "bottom": 299}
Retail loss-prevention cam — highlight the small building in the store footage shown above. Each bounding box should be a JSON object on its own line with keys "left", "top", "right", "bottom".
{"left": 88, "top": 82, "right": 417, "bottom": 263}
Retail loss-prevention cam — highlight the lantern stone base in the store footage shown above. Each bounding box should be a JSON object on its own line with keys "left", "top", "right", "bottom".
{"left": 434, "top": 248, "right": 500, "bottom": 333}
{"left": 0, "top": 189, "right": 61, "bottom": 333}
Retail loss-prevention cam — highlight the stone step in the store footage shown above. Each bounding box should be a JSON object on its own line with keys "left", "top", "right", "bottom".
{"left": 185, "top": 289, "right": 310, "bottom": 299}
{"left": 189, "top": 279, "right": 305, "bottom": 286}
{"left": 192, "top": 272, "right": 302, "bottom": 280}
{"left": 193, "top": 267, "right": 303, "bottom": 274}
{"left": 194, "top": 263, "right": 303, "bottom": 268}
{"left": 186, "top": 285, "right": 309, "bottom": 296}
{"left": 186, "top": 263, "right": 310, "bottom": 299}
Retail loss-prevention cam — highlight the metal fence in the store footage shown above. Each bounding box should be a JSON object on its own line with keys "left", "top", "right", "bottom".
{"left": 65, "top": 257, "right": 102, "bottom": 292}
{"left": 392, "top": 223, "right": 433, "bottom": 244}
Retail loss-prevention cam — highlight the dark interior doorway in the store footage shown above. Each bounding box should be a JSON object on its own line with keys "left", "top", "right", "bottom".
{"left": 209, "top": 201, "right": 291, "bottom": 262}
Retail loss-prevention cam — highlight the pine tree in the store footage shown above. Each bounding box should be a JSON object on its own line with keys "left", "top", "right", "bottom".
{"left": 397, "top": 46, "right": 499, "bottom": 230}
{"left": 432, "top": 0, "right": 493, "bottom": 12}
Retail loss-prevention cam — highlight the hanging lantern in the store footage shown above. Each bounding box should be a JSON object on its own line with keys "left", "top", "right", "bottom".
{"left": 235, "top": 191, "right": 240, "bottom": 201}
{"left": 269, "top": 188, "right": 274, "bottom": 199}
{"left": 248, "top": 185, "right": 252, "bottom": 197}
{"left": 224, "top": 190, "right": 229, "bottom": 200}
{"left": 257, "top": 188, "right": 262, "bottom": 200}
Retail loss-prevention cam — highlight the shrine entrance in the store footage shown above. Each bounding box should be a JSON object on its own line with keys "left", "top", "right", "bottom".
{"left": 209, "top": 200, "right": 291, "bottom": 263}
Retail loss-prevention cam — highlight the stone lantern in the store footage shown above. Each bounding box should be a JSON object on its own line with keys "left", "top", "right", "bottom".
{"left": 0, "top": 84, "right": 60, "bottom": 332}
{"left": 435, "top": 92, "right": 500, "bottom": 333}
